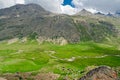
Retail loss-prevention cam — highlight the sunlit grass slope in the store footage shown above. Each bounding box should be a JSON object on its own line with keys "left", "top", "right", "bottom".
{"left": 0, "top": 40, "right": 120, "bottom": 78}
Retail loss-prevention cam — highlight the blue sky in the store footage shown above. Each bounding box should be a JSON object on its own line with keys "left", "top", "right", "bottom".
{"left": 62, "top": 0, "right": 74, "bottom": 7}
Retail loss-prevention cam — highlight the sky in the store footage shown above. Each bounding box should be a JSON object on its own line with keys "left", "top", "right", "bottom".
{"left": 0, "top": 0, "right": 120, "bottom": 15}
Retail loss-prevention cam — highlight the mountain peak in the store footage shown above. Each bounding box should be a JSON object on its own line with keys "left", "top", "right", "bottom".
{"left": 115, "top": 10, "right": 120, "bottom": 16}
{"left": 10, "top": 3, "right": 46, "bottom": 12}
{"left": 75, "top": 9, "right": 92, "bottom": 16}
{"left": 95, "top": 12, "right": 105, "bottom": 15}
{"left": 107, "top": 12, "right": 113, "bottom": 17}
{"left": 0, "top": 3, "right": 50, "bottom": 17}
{"left": 81, "top": 9, "right": 87, "bottom": 12}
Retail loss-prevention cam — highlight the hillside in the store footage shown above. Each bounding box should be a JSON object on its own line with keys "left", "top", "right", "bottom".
{"left": 0, "top": 3, "right": 120, "bottom": 80}
{"left": 0, "top": 4, "right": 120, "bottom": 43}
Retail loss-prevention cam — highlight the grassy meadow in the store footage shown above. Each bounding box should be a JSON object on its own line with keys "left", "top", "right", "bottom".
{"left": 0, "top": 40, "right": 120, "bottom": 79}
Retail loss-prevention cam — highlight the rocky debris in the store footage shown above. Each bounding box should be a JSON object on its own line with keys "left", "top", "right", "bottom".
{"left": 67, "top": 57, "right": 76, "bottom": 62}
{"left": 1, "top": 72, "right": 60, "bottom": 80}
{"left": 21, "top": 37, "right": 27, "bottom": 43}
{"left": 79, "top": 66, "right": 119, "bottom": 80}
{"left": 34, "top": 73, "right": 60, "bottom": 80}
{"left": 7, "top": 38, "right": 19, "bottom": 44}
{"left": 0, "top": 77, "right": 7, "bottom": 80}
{"left": 2, "top": 72, "right": 32, "bottom": 80}
{"left": 0, "top": 16, "right": 10, "bottom": 19}
{"left": 37, "top": 37, "right": 68, "bottom": 45}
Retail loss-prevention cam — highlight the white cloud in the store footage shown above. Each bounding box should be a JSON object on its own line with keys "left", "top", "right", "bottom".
{"left": 72, "top": 0, "right": 85, "bottom": 7}
{"left": 0, "top": 0, "right": 120, "bottom": 15}
{"left": 86, "top": 8, "right": 97, "bottom": 13}
{"left": 26, "top": 0, "right": 120, "bottom": 14}
{"left": 61, "top": 5, "right": 78, "bottom": 15}
{"left": 0, "top": 0, "right": 77, "bottom": 15}
{"left": 25, "top": 0, "right": 79, "bottom": 15}
{"left": 0, "top": 0, "right": 15, "bottom": 8}
{"left": 0, "top": 0, "right": 25, "bottom": 9}
{"left": 25, "top": 0, "right": 78, "bottom": 14}
{"left": 16, "top": 0, "right": 25, "bottom": 4}
{"left": 72, "top": 0, "right": 120, "bottom": 13}
{"left": 25, "top": 0, "right": 63, "bottom": 13}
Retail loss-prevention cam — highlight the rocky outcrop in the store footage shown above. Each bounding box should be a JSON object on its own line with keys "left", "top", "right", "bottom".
{"left": 37, "top": 36, "right": 68, "bottom": 45}
{"left": 1, "top": 72, "right": 59, "bottom": 80}
{"left": 0, "top": 77, "right": 7, "bottom": 80}
{"left": 79, "top": 66, "right": 119, "bottom": 80}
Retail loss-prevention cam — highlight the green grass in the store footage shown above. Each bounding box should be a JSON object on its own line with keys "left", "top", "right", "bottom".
{"left": 0, "top": 40, "right": 120, "bottom": 79}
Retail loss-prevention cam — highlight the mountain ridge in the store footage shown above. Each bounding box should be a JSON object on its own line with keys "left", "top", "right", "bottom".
{"left": 0, "top": 4, "right": 120, "bottom": 43}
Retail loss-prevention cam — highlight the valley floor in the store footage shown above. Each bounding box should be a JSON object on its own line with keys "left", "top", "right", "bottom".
{"left": 0, "top": 40, "right": 120, "bottom": 79}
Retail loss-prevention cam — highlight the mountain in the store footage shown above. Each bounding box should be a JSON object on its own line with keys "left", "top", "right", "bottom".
{"left": 95, "top": 12, "right": 105, "bottom": 16}
{"left": 75, "top": 9, "right": 93, "bottom": 16}
{"left": 0, "top": 4, "right": 120, "bottom": 43}
{"left": 107, "top": 12, "right": 114, "bottom": 17}
{"left": 0, "top": 4, "right": 49, "bottom": 17}
{"left": 115, "top": 10, "right": 120, "bottom": 16}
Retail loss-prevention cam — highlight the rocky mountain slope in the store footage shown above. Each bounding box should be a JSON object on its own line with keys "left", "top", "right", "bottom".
{"left": 79, "top": 66, "right": 119, "bottom": 80}
{"left": 0, "top": 4, "right": 120, "bottom": 43}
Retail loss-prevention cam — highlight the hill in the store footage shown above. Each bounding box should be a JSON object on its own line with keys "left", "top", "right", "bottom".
{"left": 0, "top": 4, "right": 120, "bottom": 43}
{"left": 0, "top": 3, "right": 120, "bottom": 80}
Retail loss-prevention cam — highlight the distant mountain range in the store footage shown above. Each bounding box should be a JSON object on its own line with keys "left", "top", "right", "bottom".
{"left": 0, "top": 4, "right": 120, "bottom": 43}
{"left": 115, "top": 10, "right": 120, "bottom": 16}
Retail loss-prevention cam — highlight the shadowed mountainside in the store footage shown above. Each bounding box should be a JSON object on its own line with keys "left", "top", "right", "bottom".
{"left": 0, "top": 4, "right": 120, "bottom": 43}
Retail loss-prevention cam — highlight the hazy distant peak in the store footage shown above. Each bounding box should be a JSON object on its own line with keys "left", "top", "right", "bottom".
{"left": 75, "top": 9, "right": 92, "bottom": 16}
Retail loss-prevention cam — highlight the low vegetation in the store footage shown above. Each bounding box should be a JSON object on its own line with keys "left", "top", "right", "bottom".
{"left": 0, "top": 40, "right": 120, "bottom": 79}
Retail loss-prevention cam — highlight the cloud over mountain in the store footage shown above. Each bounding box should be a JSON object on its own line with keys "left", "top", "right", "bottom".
{"left": 0, "top": 0, "right": 120, "bottom": 15}
{"left": 0, "top": 0, "right": 25, "bottom": 9}
{"left": 72, "top": 0, "right": 120, "bottom": 13}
